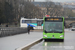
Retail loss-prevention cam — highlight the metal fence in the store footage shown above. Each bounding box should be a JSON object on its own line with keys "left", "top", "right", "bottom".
{"left": 0, "top": 27, "right": 27, "bottom": 37}
{"left": 0, "top": 25, "right": 19, "bottom": 27}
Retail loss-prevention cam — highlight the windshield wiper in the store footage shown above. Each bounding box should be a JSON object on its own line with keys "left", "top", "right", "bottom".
{"left": 54, "top": 30, "right": 62, "bottom": 33}
{"left": 45, "top": 30, "right": 62, "bottom": 33}
{"left": 45, "top": 30, "right": 47, "bottom": 33}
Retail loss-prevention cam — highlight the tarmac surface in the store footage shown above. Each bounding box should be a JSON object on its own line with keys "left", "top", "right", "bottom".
{"left": 29, "top": 29, "right": 75, "bottom": 50}
{"left": 0, "top": 29, "right": 74, "bottom": 50}
{"left": 0, "top": 30, "right": 42, "bottom": 50}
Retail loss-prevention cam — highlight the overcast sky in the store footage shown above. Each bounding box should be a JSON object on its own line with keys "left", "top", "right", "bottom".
{"left": 35, "top": 0, "right": 75, "bottom": 2}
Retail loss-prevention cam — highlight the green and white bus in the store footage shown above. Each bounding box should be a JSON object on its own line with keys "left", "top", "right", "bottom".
{"left": 43, "top": 17, "right": 65, "bottom": 41}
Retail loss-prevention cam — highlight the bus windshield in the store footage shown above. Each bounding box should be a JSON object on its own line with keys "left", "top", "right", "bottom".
{"left": 45, "top": 22, "right": 63, "bottom": 33}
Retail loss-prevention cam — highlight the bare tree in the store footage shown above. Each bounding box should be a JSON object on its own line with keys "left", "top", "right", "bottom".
{"left": 23, "top": 1, "right": 43, "bottom": 19}
{"left": 42, "top": 0, "right": 63, "bottom": 17}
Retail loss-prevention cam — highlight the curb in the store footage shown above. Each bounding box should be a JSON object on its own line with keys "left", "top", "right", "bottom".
{"left": 16, "top": 38, "right": 43, "bottom": 50}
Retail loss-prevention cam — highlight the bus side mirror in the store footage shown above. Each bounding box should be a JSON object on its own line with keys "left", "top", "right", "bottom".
{"left": 64, "top": 21, "right": 66, "bottom": 26}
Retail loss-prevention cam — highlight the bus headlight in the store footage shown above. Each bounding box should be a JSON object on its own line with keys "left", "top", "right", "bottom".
{"left": 44, "top": 35, "right": 47, "bottom": 37}
{"left": 60, "top": 35, "right": 63, "bottom": 37}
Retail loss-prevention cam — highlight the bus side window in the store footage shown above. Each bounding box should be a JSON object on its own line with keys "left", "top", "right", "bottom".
{"left": 37, "top": 21, "right": 42, "bottom": 26}
{"left": 22, "top": 20, "right": 25, "bottom": 23}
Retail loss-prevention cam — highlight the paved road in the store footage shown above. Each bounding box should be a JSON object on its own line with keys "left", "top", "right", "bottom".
{"left": 0, "top": 31, "right": 42, "bottom": 50}
{"left": 30, "top": 29, "right": 75, "bottom": 50}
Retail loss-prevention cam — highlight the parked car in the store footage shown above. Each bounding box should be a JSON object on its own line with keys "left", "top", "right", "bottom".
{"left": 71, "top": 26, "right": 75, "bottom": 31}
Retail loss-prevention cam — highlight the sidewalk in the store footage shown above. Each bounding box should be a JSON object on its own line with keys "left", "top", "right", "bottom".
{"left": 0, "top": 31, "right": 42, "bottom": 50}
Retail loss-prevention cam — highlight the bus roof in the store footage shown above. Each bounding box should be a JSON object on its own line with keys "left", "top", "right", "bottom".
{"left": 21, "top": 17, "right": 43, "bottom": 20}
